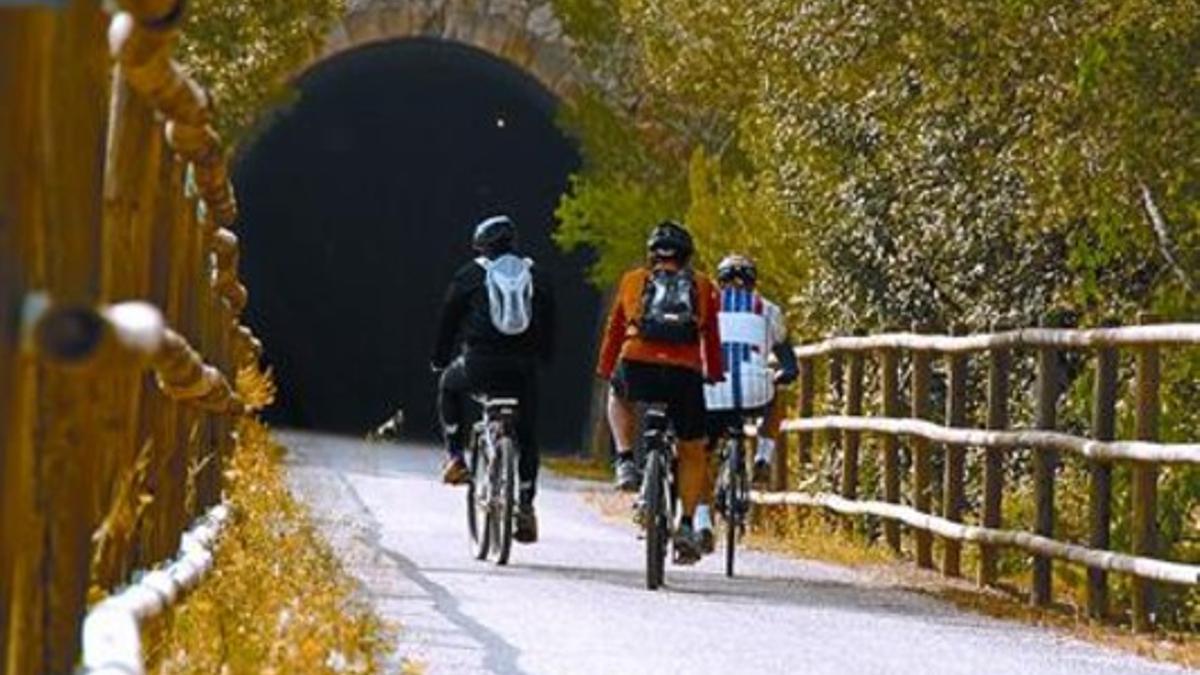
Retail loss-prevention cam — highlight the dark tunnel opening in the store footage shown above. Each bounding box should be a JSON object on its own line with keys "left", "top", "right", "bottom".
{"left": 233, "top": 38, "right": 599, "bottom": 450}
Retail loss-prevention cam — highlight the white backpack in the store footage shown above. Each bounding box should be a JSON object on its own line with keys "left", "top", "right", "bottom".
{"left": 476, "top": 254, "right": 535, "bottom": 335}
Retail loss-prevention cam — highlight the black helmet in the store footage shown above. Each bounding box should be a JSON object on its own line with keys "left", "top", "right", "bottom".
{"left": 472, "top": 215, "right": 517, "bottom": 255}
{"left": 646, "top": 220, "right": 694, "bottom": 263}
{"left": 716, "top": 253, "right": 757, "bottom": 287}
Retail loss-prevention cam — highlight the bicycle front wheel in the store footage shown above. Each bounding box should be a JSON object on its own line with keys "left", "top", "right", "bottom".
{"left": 467, "top": 441, "right": 491, "bottom": 560}
{"left": 644, "top": 452, "right": 667, "bottom": 590}
{"left": 492, "top": 435, "right": 517, "bottom": 565}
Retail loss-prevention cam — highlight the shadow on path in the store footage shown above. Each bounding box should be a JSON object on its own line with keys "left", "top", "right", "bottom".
{"left": 332, "top": 472, "right": 529, "bottom": 675}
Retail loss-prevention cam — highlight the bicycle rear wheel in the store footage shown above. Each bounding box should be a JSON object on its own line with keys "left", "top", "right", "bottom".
{"left": 493, "top": 435, "right": 517, "bottom": 565}
{"left": 467, "top": 439, "right": 491, "bottom": 560}
{"left": 644, "top": 452, "right": 667, "bottom": 590}
{"left": 724, "top": 439, "right": 740, "bottom": 577}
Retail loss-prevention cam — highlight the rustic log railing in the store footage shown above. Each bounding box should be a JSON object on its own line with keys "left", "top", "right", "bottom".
{"left": 82, "top": 504, "right": 231, "bottom": 675}
{"left": 753, "top": 319, "right": 1200, "bottom": 631}
{"left": 1, "top": 1, "right": 258, "bottom": 671}
{"left": 29, "top": 300, "right": 244, "bottom": 415}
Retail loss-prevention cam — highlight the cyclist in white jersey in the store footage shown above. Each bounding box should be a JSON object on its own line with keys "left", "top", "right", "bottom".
{"left": 697, "top": 254, "right": 798, "bottom": 551}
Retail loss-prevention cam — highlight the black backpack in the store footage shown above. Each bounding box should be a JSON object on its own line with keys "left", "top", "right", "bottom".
{"left": 638, "top": 267, "right": 699, "bottom": 343}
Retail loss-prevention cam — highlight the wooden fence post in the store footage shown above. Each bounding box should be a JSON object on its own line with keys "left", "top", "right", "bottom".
{"left": 1087, "top": 321, "right": 1119, "bottom": 621}
{"left": 911, "top": 324, "right": 934, "bottom": 569}
{"left": 116, "top": 98, "right": 170, "bottom": 571}
{"left": 192, "top": 206, "right": 215, "bottom": 512}
{"left": 771, "top": 408, "right": 792, "bottom": 491}
{"left": 979, "top": 322, "right": 1010, "bottom": 587}
{"left": 178, "top": 189, "right": 209, "bottom": 517}
{"left": 158, "top": 162, "right": 192, "bottom": 552}
{"left": 796, "top": 358, "right": 815, "bottom": 468}
{"left": 879, "top": 347, "right": 901, "bottom": 554}
{"left": 841, "top": 343, "right": 865, "bottom": 534}
{"left": 825, "top": 352, "right": 844, "bottom": 493}
{"left": 1132, "top": 312, "right": 1160, "bottom": 632}
{"left": 140, "top": 157, "right": 180, "bottom": 562}
{"left": 1031, "top": 315, "right": 1062, "bottom": 607}
{"left": 770, "top": 356, "right": 794, "bottom": 491}
{"left": 93, "top": 70, "right": 165, "bottom": 589}
{"left": 942, "top": 324, "right": 968, "bottom": 577}
{"left": 101, "top": 71, "right": 162, "bottom": 301}
{"left": 0, "top": 12, "right": 49, "bottom": 667}
{"left": 32, "top": 4, "right": 112, "bottom": 670}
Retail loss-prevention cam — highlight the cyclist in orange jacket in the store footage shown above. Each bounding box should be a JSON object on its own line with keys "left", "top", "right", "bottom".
{"left": 595, "top": 221, "right": 724, "bottom": 563}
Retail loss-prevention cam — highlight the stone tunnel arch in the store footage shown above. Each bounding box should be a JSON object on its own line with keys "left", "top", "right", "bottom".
{"left": 322, "top": 1, "right": 583, "bottom": 101}
{"left": 233, "top": 3, "right": 604, "bottom": 450}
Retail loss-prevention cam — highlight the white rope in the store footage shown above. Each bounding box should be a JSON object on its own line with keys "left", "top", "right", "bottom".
{"left": 82, "top": 503, "right": 231, "bottom": 675}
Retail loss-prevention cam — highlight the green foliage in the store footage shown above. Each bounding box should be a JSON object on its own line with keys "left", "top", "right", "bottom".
{"left": 178, "top": 0, "right": 345, "bottom": 145}
{"left": 554, "top": 0, "right": 1199, "bottom": 326}
{"left": 554, "top": 90, "right": 689, "bottom": 284}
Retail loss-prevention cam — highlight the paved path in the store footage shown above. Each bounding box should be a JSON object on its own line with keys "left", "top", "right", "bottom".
{"left": 282, "top": 431, "right": 1188, "bottom": 675}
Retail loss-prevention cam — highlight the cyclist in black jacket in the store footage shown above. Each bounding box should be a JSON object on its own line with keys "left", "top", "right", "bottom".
{"left": 432, "top": 215, "right": 555, "bottom": 543}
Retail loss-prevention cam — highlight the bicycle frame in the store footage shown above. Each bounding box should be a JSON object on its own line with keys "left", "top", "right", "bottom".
{"left": 477, "top": 399, "right": 517, "bottom": 466}
{"left": 642, "top": 406, "right": 678, "bottom": 504}
{"left": 715, "top": 413, "right": 765, "bottom": 475}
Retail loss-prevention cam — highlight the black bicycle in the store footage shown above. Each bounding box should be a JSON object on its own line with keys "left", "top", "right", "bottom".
{"left": 714, "top": 414, "right": 755, "bottom": 577}
{"left": 639, "top": 403, "right": 679, "bottom": 590}
{"left": 466, "top": 395, "right": 520, "bottom": 565}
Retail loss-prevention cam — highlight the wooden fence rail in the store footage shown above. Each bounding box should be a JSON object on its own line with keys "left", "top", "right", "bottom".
{"left": 750, "top": 492, "right": 1200, "bottom": 586}
{"left": 1, "top": 1, "right": 257, "bottom": 671}
{"left": 777, "top": 416, "right": 1200, "bottom": 465}
{"left": 29, "top": 300, "right": 243, "bottom": 415}
{"left": 755, "top": 318, "right": 1200, "bottom": 632}
{"left": 793, "top": 324, "right": 1200, "bottom": 357}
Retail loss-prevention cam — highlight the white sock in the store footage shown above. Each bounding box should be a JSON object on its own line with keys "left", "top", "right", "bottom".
{"left": 756, "top": 437, "right": 776, "bottom": 464}
{"left": 694, "top": 504, "right": 713, "bottom": 531}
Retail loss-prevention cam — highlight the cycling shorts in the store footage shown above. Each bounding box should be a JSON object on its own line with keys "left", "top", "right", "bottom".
{"left": 610, "top": 360, "right": 707, "bottom": 441}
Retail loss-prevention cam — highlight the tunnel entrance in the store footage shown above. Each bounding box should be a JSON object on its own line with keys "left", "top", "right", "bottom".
{"left": 233, "top": 38, "right": 598, "bottom": 450}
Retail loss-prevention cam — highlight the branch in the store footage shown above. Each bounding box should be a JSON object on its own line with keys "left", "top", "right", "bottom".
{"left": 1140, "top": 181, "right": 1198, "bottom": 295}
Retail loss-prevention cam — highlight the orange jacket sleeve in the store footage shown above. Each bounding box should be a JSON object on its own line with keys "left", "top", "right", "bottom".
{"left": 596, "top": 274, "right": 630, "bottom": 380}
{"left": 701, "top": 278, "right": 724, "bottom": 383}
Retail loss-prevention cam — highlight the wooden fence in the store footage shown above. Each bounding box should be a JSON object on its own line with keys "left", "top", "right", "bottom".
{"left": 754, "top": 318, "right": 1200, "bottom": 632}
{"left": 0, "top": 1, "right": 258, "bottom": 671}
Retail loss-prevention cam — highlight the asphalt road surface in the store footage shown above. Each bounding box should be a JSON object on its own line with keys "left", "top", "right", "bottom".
{"left": 283, "top": 431, "right": 1189, "bottom": 675}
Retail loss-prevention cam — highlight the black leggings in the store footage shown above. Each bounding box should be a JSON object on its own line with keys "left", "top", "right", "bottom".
{"left": 438, "top": 355, "right": 539, "bottom": 498}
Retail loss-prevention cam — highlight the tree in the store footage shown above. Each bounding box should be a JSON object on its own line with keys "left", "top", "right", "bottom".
{"left": 178, "top": 0, "right": 345, "bottom": 145}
